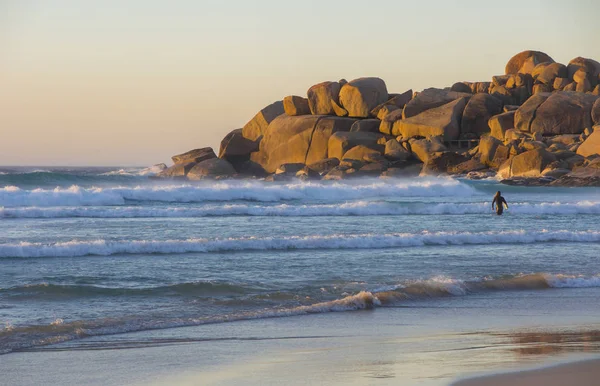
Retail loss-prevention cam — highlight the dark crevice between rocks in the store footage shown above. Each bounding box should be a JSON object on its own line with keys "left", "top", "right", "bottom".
{"left": 303, "top": 116, "right": 327, "bottom": 165}
{"left": 526, "top": 102, "right": 539, "bottom": 133}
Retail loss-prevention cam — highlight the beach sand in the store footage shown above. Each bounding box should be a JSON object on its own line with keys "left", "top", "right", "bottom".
{"left": 3, "top": 288, "right": 600, "bottom": 385}
{"left": 452, "top": 358, "right": 600, "bottom": 386}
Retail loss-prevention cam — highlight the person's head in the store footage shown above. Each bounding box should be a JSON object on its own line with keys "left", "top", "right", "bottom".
{"left": 495, "top": 191, "right": 501, "bottom": 197}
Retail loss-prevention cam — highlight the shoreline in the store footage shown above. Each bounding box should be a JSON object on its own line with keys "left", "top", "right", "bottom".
{"left": 3, "top": 288, "right": 600, "bottom": 385}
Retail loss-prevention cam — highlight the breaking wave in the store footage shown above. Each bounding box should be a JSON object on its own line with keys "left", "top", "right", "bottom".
{"left": 2, "top": 273, "right": 598, "bottom": 354}
{"left": 0, "top": 178, "right": 475, "bottom": 207}
{"left": 3, "top": 200, "right": 600, "bottom": 218}
{"left": 2, "top": 230, "right": 600, "bottom": 258}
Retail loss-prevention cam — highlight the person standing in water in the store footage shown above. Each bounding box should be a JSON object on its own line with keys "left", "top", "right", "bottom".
{"left": 492, "top": 191, "right": 508, "bottom": 215}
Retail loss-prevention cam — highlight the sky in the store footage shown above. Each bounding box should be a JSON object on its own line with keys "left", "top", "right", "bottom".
{"left": 1, "top": 0, "right": 599, "bottom": 166}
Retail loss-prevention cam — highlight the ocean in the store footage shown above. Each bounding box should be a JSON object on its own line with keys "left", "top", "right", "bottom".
{"left": 1, "top": 166, "right": 600, "bottom": 364}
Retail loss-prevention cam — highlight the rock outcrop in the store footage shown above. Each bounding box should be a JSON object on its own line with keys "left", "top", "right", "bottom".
{"left": 515, "top": 92, "right": 598, "bottom": 135}
{"left": 155, "top": 49, "right": 600, "bottom": 184}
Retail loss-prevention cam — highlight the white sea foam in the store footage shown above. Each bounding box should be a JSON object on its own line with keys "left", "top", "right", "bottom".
{"left": 3, "top": 200, "right": 600, "bottom": 218}
{"left": 0, "top": 178, "right": 475, "bottom": 207}
{"left": 100, "top": 165, "right": 165, "bottom": 177}
{"left": 2, "top": 230, "right": 599, "bottom": 258}
{"left": 544, "top": 274, "right": 600, "bottom": 288}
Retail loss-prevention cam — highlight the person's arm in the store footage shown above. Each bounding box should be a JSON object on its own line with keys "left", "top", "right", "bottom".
{"left": 492, "top": 198, "right": 496, "bottom": 210}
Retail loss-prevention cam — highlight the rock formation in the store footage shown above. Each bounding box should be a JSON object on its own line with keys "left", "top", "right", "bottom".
{"left": 153, "top": 51, "right": 600, "bottom": 186}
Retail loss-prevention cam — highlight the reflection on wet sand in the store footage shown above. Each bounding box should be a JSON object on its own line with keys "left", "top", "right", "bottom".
{"left": 490, "top": 329, "right": 600, "bottom": 357}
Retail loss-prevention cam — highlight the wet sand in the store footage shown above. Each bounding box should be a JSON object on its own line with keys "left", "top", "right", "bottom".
{"left": 453, "top": 358, "right": 600, "bottom": 386}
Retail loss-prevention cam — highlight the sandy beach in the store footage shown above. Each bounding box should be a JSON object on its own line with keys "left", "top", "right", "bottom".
{"left": 453, "top": 358, "right": 600, "bottom": 386}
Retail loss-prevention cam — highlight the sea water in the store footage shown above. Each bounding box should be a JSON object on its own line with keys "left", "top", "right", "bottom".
{"left": 1, "top": 166, "right": 599, "bottom": 355}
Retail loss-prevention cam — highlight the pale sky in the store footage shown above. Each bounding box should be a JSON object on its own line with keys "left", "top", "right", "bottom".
{"left": 1, "top": 0, "right": 599, "bottom": 166}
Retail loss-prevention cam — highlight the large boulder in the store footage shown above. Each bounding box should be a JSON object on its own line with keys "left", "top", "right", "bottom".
{"left": 339, "top": 77, "right": 389, "bottom": 118}
{"left": 307, "top": 81, "right": 342, "bottom": 116}
{"left": 478, "top": 135, "right": 502, "bottom": 167}
{"left": 171, "top": 147, "right": 216, "bottom": 164}
{"left": 576, "top": 128, "right": 600, "bottom": 158}
{"left": 219, "top": 129, "right": 259, "bottom": 162}
{"left": 255, "top": 115, "right": 356, "bottom": 173}
{"left": 461, "top": 93, "right": 504, "bottom": 135}
{"left": 393, "top": 97, "right": 468, "bottom": 141}
{"left": 408, "top": 137, "right": 447, "bottom": 163}
{"left": 505, "top": 50, "right": 555, "bottom": 75}
{"left": 157, "top": 161, "right": 196, "bottom": 178}
{"left": 241, "top": 101, "right": 285, "bottom": 141}
{"left": 283, "top": 96, "right": 311, "bottom": 116}
{"left": 402, "top": 88, "right": 471, "bottom": 119}
{"left": 529, "top": 92, "right": 598, "bottom": 135}
{"left": 514, "top": 93, "right": 551, "bottom": 132}
{"left": 328, "top": 131, "right": 384, "bottom": 160}
{"left": 489, "top": 111, "right": 516, "bottom": 140}
{"left": 187, "top": 158, "right": 236, "bottom": 180}
{"left": 497, "top": 148, "right": 557, "bottom": 178}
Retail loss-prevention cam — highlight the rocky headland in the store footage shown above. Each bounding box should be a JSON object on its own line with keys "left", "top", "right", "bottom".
{"left": 155, "top": 50, "right": 600, "bottom": 186}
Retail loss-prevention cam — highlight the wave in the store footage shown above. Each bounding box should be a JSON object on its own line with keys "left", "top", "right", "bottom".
{"left": 1, "top": 281, "right": 254, "bottom": 298}
{"left": 2, "top": 230, "right": 599, "bottom": 258}
{"left": 0, "top": 170, "right": 146, "bottom": 190}
{"left": 99, "top": 165, "right": 165, "bottom": 177}
{"left": 0, "top": 178, "right": 475, "bottom": 207}
{"left": 2, "top": 273, "right": 598, "bottom": 354}
{"left": 3, "top": 200, "right": 600, "bottom": 218}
